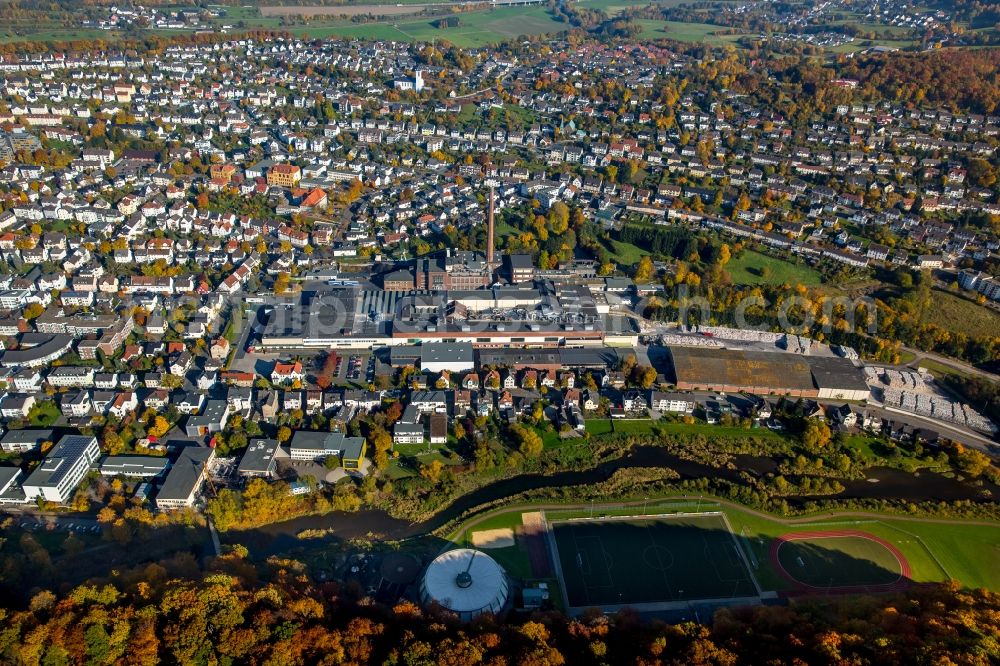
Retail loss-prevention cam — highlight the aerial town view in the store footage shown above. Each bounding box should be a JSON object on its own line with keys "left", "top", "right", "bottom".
{"left": 0, "top": 0, "right": 998, "bottom": 662}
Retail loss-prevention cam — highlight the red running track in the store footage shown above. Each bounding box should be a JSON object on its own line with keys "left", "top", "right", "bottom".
{"left": 769, "top": 529, "right": 912, "bottom": 596}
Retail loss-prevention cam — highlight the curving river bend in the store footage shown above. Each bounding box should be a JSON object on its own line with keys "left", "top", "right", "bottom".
{"left": 226, "top": 446, "right": 997, "bottom": 555}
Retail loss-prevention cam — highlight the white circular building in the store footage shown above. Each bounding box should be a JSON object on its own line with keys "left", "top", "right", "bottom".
{"left": 420, "top": 548, "right": 509, "bottom": 620}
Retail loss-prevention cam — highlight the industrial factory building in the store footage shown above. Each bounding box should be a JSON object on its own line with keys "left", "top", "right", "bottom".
{"left": 668, "top": 347, "right": 869, "bottom": 401}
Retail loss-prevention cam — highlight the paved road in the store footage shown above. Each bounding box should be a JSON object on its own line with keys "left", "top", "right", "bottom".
{"left": 903, "top": 347, "right": 999, "bottom": 382}
{"left": 863, "top": 403, "right": 999, "bottom": 454}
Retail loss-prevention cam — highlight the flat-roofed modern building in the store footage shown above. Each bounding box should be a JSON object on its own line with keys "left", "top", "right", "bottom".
{"left": 808, "top": 356, "right": 871, "bottom": 402}
{"left": 668, "top": 346, "right": 820, "bottom": 397}
{"left": 22, "top": 434, "right": 99, "bottom": 504}
{"left": 237, "top": 438, "right": 279, "bottom": 478}
{"left": 100, "top": 455, "right": 170, "bottom": 478}
{"left": 420, "top": 342, "right": 474, "bottom": 373}
{"left": 289, "top": 430, "right": 366, "bottom": 467}
{"left": 184, "top": 399, "right": 231, "bottom": 437}
{"left": 156, "top": 446, "right": 214, "bottom": 510}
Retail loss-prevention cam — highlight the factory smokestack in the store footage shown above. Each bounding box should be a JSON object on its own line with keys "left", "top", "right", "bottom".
{"left": 487, "top": 185, "right": 495, "bottom": 266}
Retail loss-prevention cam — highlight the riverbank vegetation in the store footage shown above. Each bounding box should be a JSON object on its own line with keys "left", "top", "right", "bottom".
{"left": 207, "top": 394, "right": 1000, "bottom": 534}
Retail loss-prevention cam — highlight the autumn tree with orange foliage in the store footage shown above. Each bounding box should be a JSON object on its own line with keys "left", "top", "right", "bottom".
{"left": 0, "top": 553, "right": 997, "bottom": 666}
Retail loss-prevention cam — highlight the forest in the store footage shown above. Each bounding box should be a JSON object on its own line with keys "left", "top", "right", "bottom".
{"left": 0, "top": 545, "right": 997, "bottom": 666}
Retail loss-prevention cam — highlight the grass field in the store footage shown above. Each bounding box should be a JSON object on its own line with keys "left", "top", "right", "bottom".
{"left": 604, "top": 238, "right": 650, "bottom": 265}
{"left": 914, "top": 358, "right": 973, "bottom": 381}
{"left": 633, "top": 19, "right": 745, "bottom": 44}
{"left": 923, "top": 289, "right": 1000, "bottom": 339}
{"left": 726, "top": 249, "right": 823, "bottom": 286}
{"left": 287, "top": 6, "right": 566, "bottom": 46}
{"left": 774, "top": 532, "right": 906, "bottom": 588}
{"left": 578, "top": 0, "right": 699, "bottom": 12}
{"left": 551, "top": 513, "right": 759, "bottom": 607}
{"left": 584, "top": 418, "right": 783, "bottom": 439}
{"left": 0, "top": 28, "right": 123, "bottom": 42}
{"left": 843, "top": 434, "right": 948, "bottom": 473}
{"left": 450, "top": 499, "right": 1000, "bottom": 595}
{"left": 724, "top": 508, "right": 1000, "bottom": 592}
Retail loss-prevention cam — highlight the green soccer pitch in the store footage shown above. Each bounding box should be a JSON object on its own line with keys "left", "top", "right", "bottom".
{"left": 549, "top": 513, "right": 761, "bottom": 609}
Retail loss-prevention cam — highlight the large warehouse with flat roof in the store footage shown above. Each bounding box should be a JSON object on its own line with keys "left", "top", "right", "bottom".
{"left": 807, "top": 356, "right": 871, "bottom": 401}
{"left": 668, "top": 347, "right": 869, "bottom": 401}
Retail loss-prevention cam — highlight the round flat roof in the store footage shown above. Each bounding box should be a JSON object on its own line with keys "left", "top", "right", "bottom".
{"left": 422, "top": 548, "right": 507, "bottom": 615}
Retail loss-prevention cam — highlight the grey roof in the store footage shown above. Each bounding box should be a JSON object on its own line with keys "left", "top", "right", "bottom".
{"left": 808, "top": 357, "right": 870, "bottom": 392}
{"left": 341, "top": 436, "right": 365, "bottom": 460}
{"left": 22, "top": 435, "right": 97, "bottom": 490}
{"left": 290, "top": 430, "right": 343, "bottom": 452}
{"left": 508, "top": 253, "right": 533, "bottom": 269}
{"left": 0, "top": 334, "right": 73, "bottom": 367}
{"left": 394, "top": 423, "right": 424, "bottom": 435}
{"left": 476, "top": 347, "right": 628, "bottom": 369}
{"left": 389, "top": 346, "right": 421, "bottom": 365}
{"left": 237, "top": 438, "right": 279, "bottom": 475}
{"left": 289, "top": 430, "right": 364, "bottom": 459}
{"left": 48, "top": 366, "right": 94, "bottom": 377}
{"left": 100, "top": 455, "right": 170, "bottom": 476}
{"left": 411, "top": 390, "right": 447, "bottom": 403}
{"left": 0, "top": 428, "right": 54, "bottom": 447}
{"left": 157, "top": 446, "right": 212, "bottom": 503}
{"left": 0, "top": 466, "right": 22, "bottom": 493}
{"left": 420, "top": 342, "right": 474, "bottom": 366}
{"left": 186, "top": 399, "right": 229, "bottom": 427}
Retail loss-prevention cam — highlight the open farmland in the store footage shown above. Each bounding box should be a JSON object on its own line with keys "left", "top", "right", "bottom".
{"left": 261, "top": 4, "right": 436, "bottom": 18}
{"left": 634, "top": 19, "right": 745, "bottom": 44}
{"left": 288, "top": 5, "right": 566, "bottom": 46}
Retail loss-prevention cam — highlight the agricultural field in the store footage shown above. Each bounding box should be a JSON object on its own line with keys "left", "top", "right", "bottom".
{"left": 287, "top": 6, "right": 567, "bottom": 46}
{"left": 260, "top": 5, "right": 430, "bottom": 18}
{"left": 577, "top": 0, "right": 715, "bottom": 15}
{"left": 0, "top": 28, "right": 121, "bottom": 43}
{"left": 633, "top": 19, "right": 745, "bottom": 45}
{"left": 726, "top": 249, "right": 823, "bottom": 286}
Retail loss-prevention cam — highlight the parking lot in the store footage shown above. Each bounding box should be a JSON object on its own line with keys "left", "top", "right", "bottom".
{"left": 14, "top": 518, "right": 102, "bottom": 536}
{"left": 324, "top": 351, "right": 375, "bottom": 384}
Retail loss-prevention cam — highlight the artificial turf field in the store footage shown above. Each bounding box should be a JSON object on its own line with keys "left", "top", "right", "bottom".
{"left": 550, "top": 513, "right": 760, "bottom": 608}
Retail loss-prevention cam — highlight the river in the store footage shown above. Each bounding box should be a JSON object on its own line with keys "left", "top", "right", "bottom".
{"left": 226, "top": 446, "right": 996, "bottom": 556}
